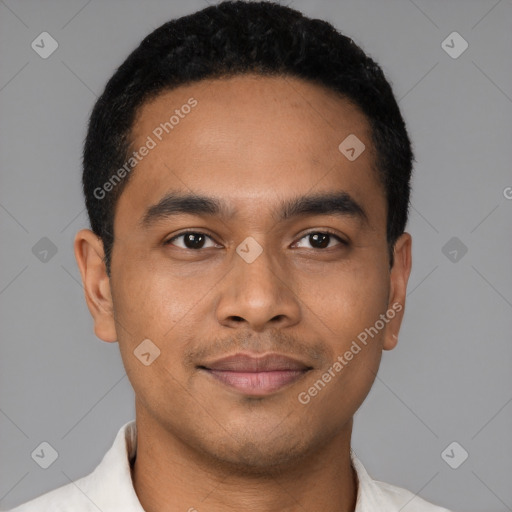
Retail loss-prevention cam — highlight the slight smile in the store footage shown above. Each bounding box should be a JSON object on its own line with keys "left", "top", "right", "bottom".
{"left": 199, "top": 352, "right": 313, "bottom": 396}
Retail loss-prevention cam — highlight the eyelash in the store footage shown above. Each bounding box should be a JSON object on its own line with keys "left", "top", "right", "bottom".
{"left": 164, "top": 229, "right": 347, "bottom": 250}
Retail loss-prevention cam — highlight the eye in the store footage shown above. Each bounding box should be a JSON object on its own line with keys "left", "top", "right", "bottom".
{"left": 164, "top": 230, "right": 347, "bottom": 251}
{"left": 164, "top": 231, "right": 219, "bottom": 250}
{"left": 293, "top": 230, "right": 347, "bottom": 250}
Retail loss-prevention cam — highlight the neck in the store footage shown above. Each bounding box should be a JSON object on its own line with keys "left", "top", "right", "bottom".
{"left": 131, "top": 409, "right": 358, "bottom": 512}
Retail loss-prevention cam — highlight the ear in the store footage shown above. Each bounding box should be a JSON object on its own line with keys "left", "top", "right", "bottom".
{"left": 74, "top": 229, "right": 117, "bottom": 343}
{"left": 383, "top": 232, "right": 412, "bottom": 351}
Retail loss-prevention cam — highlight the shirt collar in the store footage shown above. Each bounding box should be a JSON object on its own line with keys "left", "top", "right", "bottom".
{"left": 350, "top": 448, "right": 396, "bottom": 512}
{"left": 91, "top": 420, "right": 397, "bottom": 512}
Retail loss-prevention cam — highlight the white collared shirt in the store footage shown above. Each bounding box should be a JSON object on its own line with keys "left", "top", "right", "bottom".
{"left": 7, "top": 420, "right": 453, "bottom": 512}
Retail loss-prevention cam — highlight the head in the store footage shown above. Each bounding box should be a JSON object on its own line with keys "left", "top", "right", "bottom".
{"left": 75, "top": 0, "right": 413, "bottom": 473}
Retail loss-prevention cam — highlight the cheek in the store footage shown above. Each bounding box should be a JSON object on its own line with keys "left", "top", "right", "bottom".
{"left": 297, "top": 268, "right": 387, "bottom": 423}
{"left": 112, "top": 260, "right": 206, "bottom": 339}
{"left": 296, "top": 256, "right": 390, "bottom": 346}
{"left": 110, "top": 266, "right": 197, "bottom": 412}
{"left": 110, "top": 261, "right": 219, "bottom": 390}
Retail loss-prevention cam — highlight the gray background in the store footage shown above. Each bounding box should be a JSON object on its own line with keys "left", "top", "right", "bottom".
{"left": 1, "top": 0, "right": 511, "bottom": 510}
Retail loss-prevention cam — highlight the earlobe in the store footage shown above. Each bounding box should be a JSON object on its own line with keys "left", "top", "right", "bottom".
{"left": 383, "top": 314, "right": 401, "bottom": 351}
{"left": 383, "top": 232, "right": 412, "bottom": 351}
{"left": 74, "top": 229, "right": 117, "bottom": 343}
{"left": 383, "top": 332, "right": 399, "bottom": 351}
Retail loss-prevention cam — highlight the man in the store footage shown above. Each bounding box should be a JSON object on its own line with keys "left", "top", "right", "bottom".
{"left": 9, "top": 1, "right": 453, "bottom": 510}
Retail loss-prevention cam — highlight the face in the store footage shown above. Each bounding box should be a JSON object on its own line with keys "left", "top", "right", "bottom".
{"left": 75, "top": 74, "right": 411, "bottom": 472}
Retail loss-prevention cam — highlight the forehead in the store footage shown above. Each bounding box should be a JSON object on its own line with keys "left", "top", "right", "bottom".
{"left": 117, "top": 74, "right": 384, "bottom": 229}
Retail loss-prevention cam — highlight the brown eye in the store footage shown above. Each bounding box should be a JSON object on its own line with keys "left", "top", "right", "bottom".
{"left": 294, "top": 231, "right": 346, "bottom": 250}
{"left": 165, "top": 231, "right": 217, "bottom": 250}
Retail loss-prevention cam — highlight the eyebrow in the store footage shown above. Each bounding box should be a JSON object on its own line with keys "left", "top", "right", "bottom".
{"left": 140, "top": 190, "right": 368, "bottom": 228}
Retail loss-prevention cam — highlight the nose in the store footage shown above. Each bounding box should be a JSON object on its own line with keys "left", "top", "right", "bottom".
{"left": 215, "top": 244, "right": 301, "bottom": 332}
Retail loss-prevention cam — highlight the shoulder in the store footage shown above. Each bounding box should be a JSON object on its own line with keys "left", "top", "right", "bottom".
{"left": 350, "top": 452, "right": 454, "bottom": 512}
{"left": 374, "top": 479, "right": 454, "bottom": 512}
{"left": 5, "top": 474, "right": 97, "bottom": 512}
{"left": 5, "top": 420, "right": 139, "bottom": 512}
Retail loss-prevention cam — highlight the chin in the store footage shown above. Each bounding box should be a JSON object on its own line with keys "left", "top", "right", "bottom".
{"left": 213, "top": 442, "right": 307, "bottom": 477}
{"left": 197, "top": 425, "right": 325, "bottom": 477}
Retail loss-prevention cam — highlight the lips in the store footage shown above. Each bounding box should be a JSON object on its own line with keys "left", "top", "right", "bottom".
{"left": 199, "top": 353, "right": 312, "bottom": 396}
{"left": 203, "top": 353, "right": 311, "bottom": 372}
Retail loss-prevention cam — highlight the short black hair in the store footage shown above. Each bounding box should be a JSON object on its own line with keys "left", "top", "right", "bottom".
{"left": 83, "top": 0, "right": 413, "bottom": 275}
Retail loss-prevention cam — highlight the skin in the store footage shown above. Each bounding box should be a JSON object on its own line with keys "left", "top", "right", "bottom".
{"left": 74, "top": 74, "right": 412, "bottom": 512}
